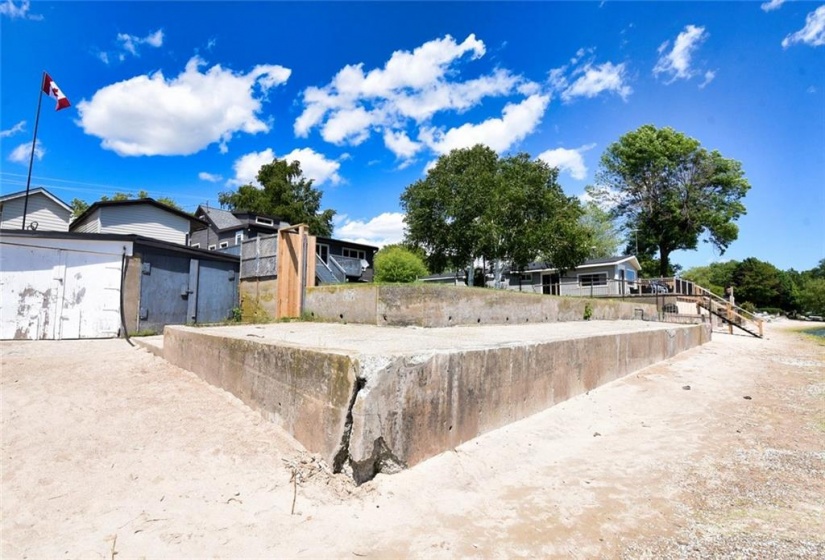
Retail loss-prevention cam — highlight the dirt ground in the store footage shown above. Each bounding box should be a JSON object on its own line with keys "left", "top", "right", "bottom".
{"left": 1, "top": 320, "right": 823, "bottom": 559}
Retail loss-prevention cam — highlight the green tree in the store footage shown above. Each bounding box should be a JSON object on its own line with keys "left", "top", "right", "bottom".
{"left": 579, "top": 194, "right": 622, "bottom": 259}
{"left": 401, "top": 145, "right": 590, "bottom": 273}
{"left": 69, "top": 198, "right": 89, "bottom": 218}
{"left": 732, "top": 257, "right": 784, "bottom": 309}
{"left": 593, "top": 125, "right": 751, "bottom": 277}
{"left": 799, "top": 278, "right": 825, "bottom": 315}
{"left": 218, "top": 158, "right": 335, "bottom": 237}
{"left": 374, "top": 245, "right": 429, "bottom": 283}
{"left": 681, "top": 260, "right": 739, "bottom": 296}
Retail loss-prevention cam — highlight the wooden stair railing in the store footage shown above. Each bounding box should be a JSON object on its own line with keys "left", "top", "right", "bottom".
{"left": 661, "top": 277, "right": 763, "bottom": 338}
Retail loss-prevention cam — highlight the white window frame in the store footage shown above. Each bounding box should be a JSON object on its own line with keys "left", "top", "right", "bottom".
{"left": 316, "top": 243, "right": 330, "bottom": 264}
{"left": 208, "top": 244, "right": 216, "bottom": 251}
{"left": 235, "top": 231, "right": 244, "bottom": 245}
{"left": 342, "top": 248, "right": 366, "bottom": 260}
{"left": 219, "top": 241, "right": 229, "bottom": 249}
{"left": 578, "top": 272, "right": 608, "bottom": 287}
{"left": 255, "top": 216, "right": 274, "bottom": 226}
{"left": 190, "top": 243, "right": 200, "bottom": 249}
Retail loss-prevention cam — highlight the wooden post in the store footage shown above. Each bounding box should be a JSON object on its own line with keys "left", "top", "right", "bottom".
{"left": 276, "top": 224, "right": 316, "bottom": 319}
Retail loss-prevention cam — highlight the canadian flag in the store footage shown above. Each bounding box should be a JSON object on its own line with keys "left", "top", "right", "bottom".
{"left": 42, "top": 73, "right": 71, "bottom": 111}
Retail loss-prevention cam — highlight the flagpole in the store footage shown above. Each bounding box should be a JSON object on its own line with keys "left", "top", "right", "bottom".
{"left": 22, "top": 71, "right": 45, "bottom": 231}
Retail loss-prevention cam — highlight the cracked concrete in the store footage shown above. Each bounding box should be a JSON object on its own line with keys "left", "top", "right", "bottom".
{"left": 162, "top": 320, "right": 710, "bottom": 483}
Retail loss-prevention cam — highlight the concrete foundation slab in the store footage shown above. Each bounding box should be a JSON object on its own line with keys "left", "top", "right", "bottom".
{"left": 163, "top": 320, "right": 711, "bottom": 483}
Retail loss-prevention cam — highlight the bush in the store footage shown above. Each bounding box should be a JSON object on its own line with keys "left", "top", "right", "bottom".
{"left": 374, "top": 246, "right": 429, "bottom": 283}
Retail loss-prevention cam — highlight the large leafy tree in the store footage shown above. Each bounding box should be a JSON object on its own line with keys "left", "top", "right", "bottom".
{"left": 218, "top": 158, "right": 335, "bottom": 237}
{"left": 593, "top": 125, "right": 751, "bottom": 277}
{"left": 401, "top": 145, "right": 590, "bottom": 273}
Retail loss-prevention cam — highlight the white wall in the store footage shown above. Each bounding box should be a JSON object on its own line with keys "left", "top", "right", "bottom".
{"left": 70, "top": 208, "right": 101, "bottom": 233}
{"left": 0, "top": 193, "right": 71, "bottom": 231}
{"left": 0, "top": 234, "right": 132, "bottom": 340}
{"left": 99, "top": 205, "right": 190, "bottom": 244}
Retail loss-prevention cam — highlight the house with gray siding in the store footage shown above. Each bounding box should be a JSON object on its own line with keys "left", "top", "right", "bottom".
{"left": 504, "top": 255, "right": 642, "bottom": 296}
{"left": 190, "top": 205, "right": 291, "bottom": 253}
{"left": 70, "top": 199, "right": 206, "bottom": 245}
{"left": 0, "top": 187, "right": 72, "bottom": 232}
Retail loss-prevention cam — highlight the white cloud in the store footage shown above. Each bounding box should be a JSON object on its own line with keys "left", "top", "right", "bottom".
{"left": 227, "top": 147, "right": 341, "bottom": 188}
{"left": 198, "top": 171, "right": 223, "bottom": 182}
{"left": 8, "top": 140, "right": 44, "bottom": 163}
{"left": 654, "top": 25, "right": 709, "bottom": 83}
{"left": 549, "top": 51, "right": 632, "bottom": 102}
{"left": 0, "top": 0, "right": 42, "bottom": 20}
{"left": 699, "top": 70, "right": 716, "bottom": 89}
{"left": 77, "top": 56, "right": 291, "bottom": 156}
{"left": 335, "top": 212, "right": 406, "bottom": 247}
{"left": 0, "top": 120, "right": 25, "bottom": 138}
{"left": 419, "top": 94, "right": 549, "bottom": 155}
{"left": 117, "top": 29, "right": 164, "bottom": 57}
{"left": 295, "top": 34, "right": 539, "bottom": 166}
{"left": 281, "top": 147, "right": 342, "bottom": 186}
{"left": 562, "top": 62, "right": 632, "bottom": 101}
{"left": 782, "top": 5, "right": 825, "bottom": 48}
{"left": 383, "top": 130, "right": 422, "bottom": 159}
{"left": 761, "top": 0, "right": 786, "bottom": 12}
{"left": 537, "top": 143, "right": 596, "bottom": 181}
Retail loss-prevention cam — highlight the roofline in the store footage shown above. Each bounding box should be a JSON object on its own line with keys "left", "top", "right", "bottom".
{"left": 71, "top": 198, "right": 207, "bottom": 230}
{"left": 521, "top": 255, "right": 641, "bottom": 274}
{"left": 0, "top": 187, "right": 72, "bottom": 212}
{"left": 0, "top": 230, "right": 239, "bottom": 263}
{"left": 316, "top": 236, "right": 379, "bottom": 251}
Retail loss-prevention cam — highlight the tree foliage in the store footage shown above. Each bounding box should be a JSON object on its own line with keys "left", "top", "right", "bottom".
{"left": 580, "top": 196, "right": 622, "bottom": 259}
{"left": 374, "top": 245, "right": 429, "bottom": 283}
{"left": 218, "top": 158, "right": 335, "bottom": 237}
{"left": 401, "top": 145, "right": 591, "bottom": 274}
{"left": 593, "top": 125, "right": 751, "bottom": 277}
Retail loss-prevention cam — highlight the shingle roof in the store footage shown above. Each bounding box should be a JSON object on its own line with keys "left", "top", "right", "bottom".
{"left": 198, "top": 205, "right": 243, "bottom": 231}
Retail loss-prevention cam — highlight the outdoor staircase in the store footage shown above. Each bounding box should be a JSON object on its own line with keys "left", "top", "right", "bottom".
{"left": 316, "top": 254, "right": 346, "bottom": 284}
{"left": 668, "top": 278, "right": 764, "bottom": 338}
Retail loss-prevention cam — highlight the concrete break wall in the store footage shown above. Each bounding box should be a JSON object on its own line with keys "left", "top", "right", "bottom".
{"left": 306, "top": 284, "right": 659, "bottom": 327}
{"left": 163, "top": 321, "right": 710, "bottom": 484}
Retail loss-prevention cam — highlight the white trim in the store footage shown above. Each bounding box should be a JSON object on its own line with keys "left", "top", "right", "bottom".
{"left": 577, "top": 272, "right": 608, "bottom": 287}
{"left": 255, "top": 216, "right": 274, "bottom": 226}
{"left": 219, "top": 241, "right": 229, "bottom": 249}
{"left": 0, "top": 187, "right": 71, "bottom": 212}
{"left": 208, "top": 244, "right": 216, "bottom": 251}
{"left": 191, "top": 243, "right": 200, "bottom": 248}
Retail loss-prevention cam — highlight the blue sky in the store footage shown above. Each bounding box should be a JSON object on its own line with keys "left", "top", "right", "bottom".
{"left": 1, "top": 0, "right": 823, "bottom": 273}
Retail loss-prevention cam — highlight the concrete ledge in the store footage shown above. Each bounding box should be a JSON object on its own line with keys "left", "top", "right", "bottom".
{"left": 163, "top": 320, "right": 710, "bottom": 483}
{"left": 306, "top": 284, "right": 658, "bottom": 327}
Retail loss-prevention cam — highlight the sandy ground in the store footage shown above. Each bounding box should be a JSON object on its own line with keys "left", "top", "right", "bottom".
{"left": 1, "top": 320, "right": 823, "bottom": 559}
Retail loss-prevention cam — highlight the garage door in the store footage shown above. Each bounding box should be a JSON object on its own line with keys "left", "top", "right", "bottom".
{"left": 0, "top": 243, "right": 123, "bottom": 340}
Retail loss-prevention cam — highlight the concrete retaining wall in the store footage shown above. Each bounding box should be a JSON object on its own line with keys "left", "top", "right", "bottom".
{"left": 239, "top": 278, "right": 278, "bottom": 321}
{"left": 307, "top": 284, "right": 658, "bottom": 327}
{"left": 163, "top": 326, "right": 355, "bottom": 464}
{"left": 163, "top": 321, "right": 710, "bottom": 484}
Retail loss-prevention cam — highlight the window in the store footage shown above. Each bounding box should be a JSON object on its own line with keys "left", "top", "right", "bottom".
{"left": 316, "top": 243, "right": 329, "bottom": 264}
{"left": 235, "top": 231, "right": 244, "bottom": 245}
{"left": 578, "top": 273, "right": 607, "bottom": 287}
{"left": 219, "top": 241, "right": 229, "bottom": 249}
{"left": 625, "top": 269, "right": 636, "bottom": 282}
{"left": 208, "top": 244, "right": 216, "bottom": 251}
{"left": 190, "top": 243, "right": 200, "bottom": 249}
{"left": 342, "top": 248, "right": 366, "bottom": 260}
{"left": 255, "top": 216, "right": 274, "bottom": 226}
